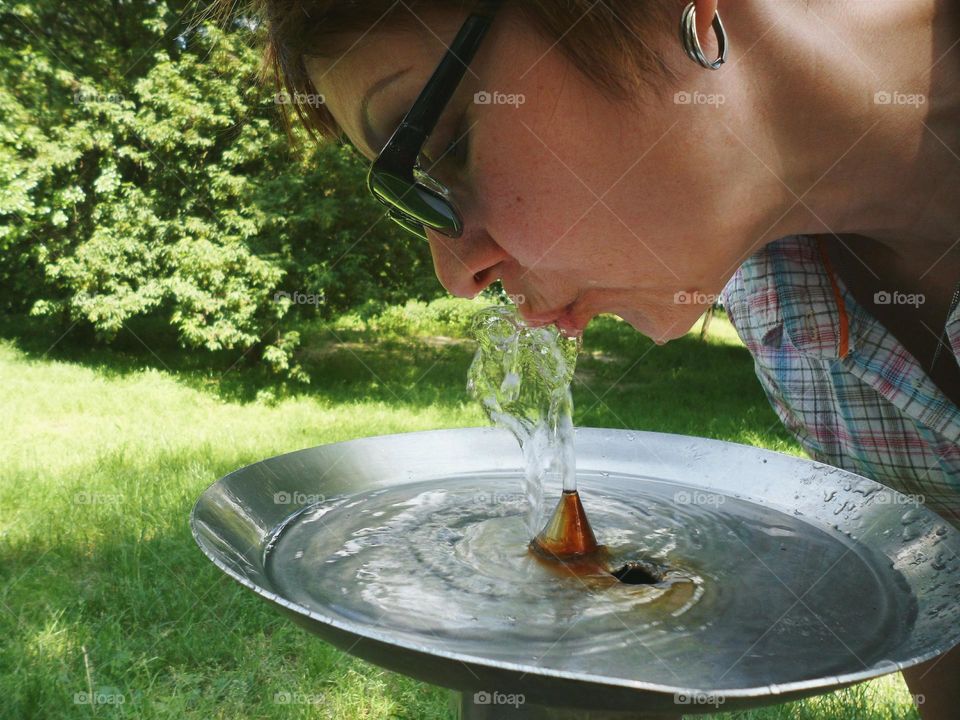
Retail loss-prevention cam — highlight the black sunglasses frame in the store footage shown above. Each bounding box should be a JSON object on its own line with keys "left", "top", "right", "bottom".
{"left": 366, "top": 0, "right": 503, "bottom": 241}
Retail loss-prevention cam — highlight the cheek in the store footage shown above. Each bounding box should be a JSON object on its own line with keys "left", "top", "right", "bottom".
{"left": 473, "top": 123, "right": 625, "bottom": 273}
{"left": 468, "top": 90, "right": 720, "bottom": 292}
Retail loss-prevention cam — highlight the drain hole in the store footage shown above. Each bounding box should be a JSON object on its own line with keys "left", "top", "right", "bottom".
{"left": 610, "top": 560, "right": 664, "bottom": 585}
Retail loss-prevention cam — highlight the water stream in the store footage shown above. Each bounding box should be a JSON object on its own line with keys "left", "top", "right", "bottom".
{"left": 466, "top": 305, "right": 582, "bottom": 540}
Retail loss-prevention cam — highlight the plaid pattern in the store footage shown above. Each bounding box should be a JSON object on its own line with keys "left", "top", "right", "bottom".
{"left": 722, "top": 234, "right": 960, "bottom": 527}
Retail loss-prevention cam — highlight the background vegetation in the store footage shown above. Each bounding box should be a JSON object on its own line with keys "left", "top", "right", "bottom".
{"left": 1, "top": 0, "right": 442, "bottom": 382}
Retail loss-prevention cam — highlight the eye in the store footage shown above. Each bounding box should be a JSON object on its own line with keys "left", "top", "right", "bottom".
{"left": 422, "top": 118, "right": 470, "bottom": 168}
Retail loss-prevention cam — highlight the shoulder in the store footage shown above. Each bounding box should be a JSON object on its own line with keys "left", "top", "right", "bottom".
{"left": 721, "top": 236, "right": 791, "bottom": 350}
{"left": 722, "top": 234, "right": 843, "bottom": 357}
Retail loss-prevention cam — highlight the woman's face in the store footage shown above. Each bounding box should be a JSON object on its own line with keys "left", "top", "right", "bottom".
{"left": 308, "top": 5, "right": 769, "bottom": 340}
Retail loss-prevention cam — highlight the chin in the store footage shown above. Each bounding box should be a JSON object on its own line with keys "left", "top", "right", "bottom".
{"left": 615, "top": 310, "right": 694, "bottom": 343}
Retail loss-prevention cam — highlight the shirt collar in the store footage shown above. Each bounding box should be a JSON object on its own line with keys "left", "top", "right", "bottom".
{"left": 739, "top": 235, "right": 852, "bottom": 359}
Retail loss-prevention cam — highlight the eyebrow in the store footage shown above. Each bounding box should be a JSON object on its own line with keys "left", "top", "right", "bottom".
{"left": 359, "top": 66, "right": 413, "bottom": 155}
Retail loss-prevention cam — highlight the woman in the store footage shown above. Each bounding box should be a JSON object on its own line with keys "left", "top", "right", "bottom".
{"left": 228, "top": 0, "right": 960, "bottom": 716}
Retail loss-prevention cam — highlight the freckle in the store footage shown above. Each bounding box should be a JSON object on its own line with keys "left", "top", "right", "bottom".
{"left": 516, "top": 195, "right": 522, "bottom": 203}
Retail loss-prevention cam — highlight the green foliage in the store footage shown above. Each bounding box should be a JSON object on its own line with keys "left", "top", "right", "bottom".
{"left": 0, "top": 1, "right": 441, "bottom": 378}
{"left": 328, "top": 296, "right": 493, "bottom": 338}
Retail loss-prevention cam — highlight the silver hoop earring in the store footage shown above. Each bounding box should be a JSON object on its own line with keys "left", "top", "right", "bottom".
{"left": 680, "top": 3, "right": 728, "bottom": 70}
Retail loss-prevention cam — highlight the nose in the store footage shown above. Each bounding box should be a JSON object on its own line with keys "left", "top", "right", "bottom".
{"left": 426, "top": 229, "right": 509, "bottom": 298}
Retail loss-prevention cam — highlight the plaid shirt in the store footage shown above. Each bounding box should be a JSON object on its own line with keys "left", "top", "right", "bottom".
{"left": 722, "top": 234, "right": 960, "bottom": 527}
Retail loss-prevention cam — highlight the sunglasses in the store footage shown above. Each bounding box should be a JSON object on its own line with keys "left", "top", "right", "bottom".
{"left": 366, "top": 0, "right": 503, "bottom": 241}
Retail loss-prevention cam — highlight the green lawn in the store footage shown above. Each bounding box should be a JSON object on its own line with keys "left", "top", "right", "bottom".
{"left": 0, "top": 305, "right": 921, "bottom": 719}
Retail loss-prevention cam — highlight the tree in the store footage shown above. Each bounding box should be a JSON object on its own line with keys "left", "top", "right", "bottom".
{"left": 0, "top": 1, "right": 441, "bottom": 379}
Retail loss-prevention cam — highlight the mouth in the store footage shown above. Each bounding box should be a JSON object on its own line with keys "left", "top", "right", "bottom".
{"left": 517, "top": 299, "right": 587, "bottom": 337}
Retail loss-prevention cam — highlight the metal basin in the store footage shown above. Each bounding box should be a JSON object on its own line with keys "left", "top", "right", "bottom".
{"left": 190, "top": 427, "right": 960, "bottom": 717}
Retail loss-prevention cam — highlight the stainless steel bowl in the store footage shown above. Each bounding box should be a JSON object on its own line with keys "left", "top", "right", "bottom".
{"left": 191, "top": 427, "right": 960, "bottom": 717}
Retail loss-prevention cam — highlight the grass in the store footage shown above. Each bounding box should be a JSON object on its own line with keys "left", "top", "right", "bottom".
{"left": 0, "top": 303, "right": 921, "bottom": 719}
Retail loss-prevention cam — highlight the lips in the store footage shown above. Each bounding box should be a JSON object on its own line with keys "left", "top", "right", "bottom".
{"left": 517, "top": 301, "right": 570, "bottom": 325}
{"left": 554, "top": 310, "right": 585, "bottom": 337}
{"left": 518, "top": 300, "right": 586, "bottom": 337}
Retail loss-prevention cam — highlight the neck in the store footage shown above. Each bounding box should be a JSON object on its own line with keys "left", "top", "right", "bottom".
{"left": 726, "top": 0, "right": 960, "bottom": 256}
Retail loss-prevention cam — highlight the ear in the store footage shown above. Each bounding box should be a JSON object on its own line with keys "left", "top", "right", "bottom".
{"left": 693, "top": 0, "right": 720, "bottom": 57}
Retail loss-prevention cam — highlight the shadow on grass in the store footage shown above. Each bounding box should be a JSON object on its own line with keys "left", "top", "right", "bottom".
{"left": 0, "top": 443, "right": 457, "bottom": 720}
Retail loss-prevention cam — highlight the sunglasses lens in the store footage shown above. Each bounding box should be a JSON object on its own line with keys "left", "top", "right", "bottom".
{"left": 369, "top": 169, "right": 462, "bottom": 239}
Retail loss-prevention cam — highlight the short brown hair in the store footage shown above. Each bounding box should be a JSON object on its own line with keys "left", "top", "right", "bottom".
{"left": 217, "top": 1, "right": 677, "bottom": 142}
